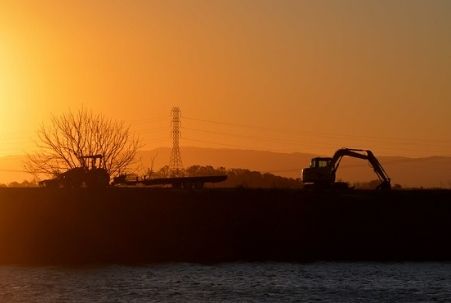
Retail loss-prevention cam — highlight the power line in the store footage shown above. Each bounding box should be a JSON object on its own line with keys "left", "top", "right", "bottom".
{"left": 181, "top": 126, "right": 308, "bottom": 145}
{"left": 181, "top": 125, "right": 434, "bottom": 153}
{"left": 180, "top": 123, "right": 451, "bottom": 156}
{"left": 183, "top": 115, "right": 451, "bottom": 147}
{"left": 181, "top": 136, "right": 267, "bottom": 150}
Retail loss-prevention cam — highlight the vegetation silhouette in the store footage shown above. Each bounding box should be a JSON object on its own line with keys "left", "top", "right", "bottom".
{"left": 148, "top": 165, "right": 300, "bottom": 188}
{"left": 25, "top": 108, "right": 140, "bottom": 179}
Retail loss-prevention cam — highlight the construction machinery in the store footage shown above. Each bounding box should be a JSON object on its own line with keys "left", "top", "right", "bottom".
{"left": 39, "top": 154, "right": 110, "bottom": 188}
{"left": 301, "top": 148, "right": 391, "bottom": 190}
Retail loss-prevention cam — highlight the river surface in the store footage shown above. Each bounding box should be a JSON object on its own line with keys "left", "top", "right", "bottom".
{"left": 0, "top": 262, "right": 450, "bottom": 302}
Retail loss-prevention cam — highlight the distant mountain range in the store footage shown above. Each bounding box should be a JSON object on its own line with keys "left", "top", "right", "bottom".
{"left": 1, "top": 147, "right": 450, "bottom": 188}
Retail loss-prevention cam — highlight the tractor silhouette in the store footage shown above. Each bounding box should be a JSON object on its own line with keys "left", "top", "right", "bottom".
{"left": 39, "top": 155, "right": 110, "bottom": 188}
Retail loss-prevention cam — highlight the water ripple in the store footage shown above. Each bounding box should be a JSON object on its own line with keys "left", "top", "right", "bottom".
{"left": 0, "top": 263, "right": 450, "bottom": 302}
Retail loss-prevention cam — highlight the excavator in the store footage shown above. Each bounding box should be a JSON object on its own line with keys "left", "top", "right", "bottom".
{"left": 301, "top": 148, "right": 391, "bottom": 190}
{"left": 39, "top": 154, "right": 110, "bottom": 188}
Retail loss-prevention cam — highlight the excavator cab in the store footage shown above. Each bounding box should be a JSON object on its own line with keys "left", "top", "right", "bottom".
{"left": 302, "top": 157, "right": 336, "bottom": 185}
{"left": 310, "top": 157, "right": 332, "bottom": 168}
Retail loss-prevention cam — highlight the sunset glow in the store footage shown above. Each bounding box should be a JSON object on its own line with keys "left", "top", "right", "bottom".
{"left": 1, "top": 3, "right": 451, "bottom": 299}
{"left": 0, "top": 0, "right": 450, "bottom": 167}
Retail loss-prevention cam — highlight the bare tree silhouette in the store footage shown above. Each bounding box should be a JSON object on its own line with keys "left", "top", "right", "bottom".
{"left": 25, "top": 108, "right": 140, "bottom": 177}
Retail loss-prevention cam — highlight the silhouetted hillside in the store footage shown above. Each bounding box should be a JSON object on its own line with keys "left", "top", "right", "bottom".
{"left": 1, "top": 148, "right": 451, "bottom": 188}
{"left": 137, "top": 148, "right": 451, "bottom": 188}
{"left": 136, "top": 147, "right": 315, "bottom": 178}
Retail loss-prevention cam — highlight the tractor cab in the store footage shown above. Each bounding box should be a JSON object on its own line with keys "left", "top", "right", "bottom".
{"left": 39, "top": 154, "right": 110, "bottom": 188}
{"left": 80, "top": 154, "right": 103, "bottom": 170}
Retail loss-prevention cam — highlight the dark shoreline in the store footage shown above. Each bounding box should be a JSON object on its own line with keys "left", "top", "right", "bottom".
{"left": 0, "top": 188, "right": 450, "bottom": 265}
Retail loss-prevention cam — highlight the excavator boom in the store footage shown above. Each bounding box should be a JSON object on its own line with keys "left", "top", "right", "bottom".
{"left": 302, "top": 148, "right": 391, "bottom": 190}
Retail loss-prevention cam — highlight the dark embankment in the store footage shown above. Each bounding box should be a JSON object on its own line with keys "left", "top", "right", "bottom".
{"left": 0, "top": 188, "right": 450, "bottom": 264}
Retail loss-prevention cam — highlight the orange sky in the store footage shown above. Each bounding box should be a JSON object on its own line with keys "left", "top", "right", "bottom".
{"left": 0, "top": 0, "right": 450, "bottom": 158}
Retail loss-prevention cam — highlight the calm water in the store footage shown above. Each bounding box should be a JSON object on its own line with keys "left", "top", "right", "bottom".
{"left": 0, "top": 263, "right": 450, "bottom": 302}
